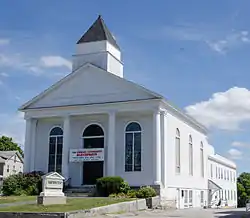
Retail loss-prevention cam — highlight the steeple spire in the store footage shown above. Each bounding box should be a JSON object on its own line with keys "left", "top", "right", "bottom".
{"left": 77, "top": 15, "right": 120, "bottom": 50}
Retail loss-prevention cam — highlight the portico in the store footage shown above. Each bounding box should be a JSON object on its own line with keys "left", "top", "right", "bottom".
{"left": 23, "top": 99, "right": 165, "bottom": 187}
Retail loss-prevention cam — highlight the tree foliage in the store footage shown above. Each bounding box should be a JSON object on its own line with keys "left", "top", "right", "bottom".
{"left": 237, "top": 172, "right": 250, "bottom": 207}
{"left": 0, "top": 136, "right": 23, "bottom": 156}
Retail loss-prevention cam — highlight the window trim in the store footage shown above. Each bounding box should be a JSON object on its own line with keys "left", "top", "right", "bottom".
{"left": 189, "top": 135, "right": 193, "bottom": 176}
{"left": 124, "top": 121, "right": 142, "bottom": 172}
{"left": 81, "top": 123, "right": 105, "bottom": 147}
{"left": 48, "top": 126, "right": 63, "bottom": 173}
{"left": 200, "top": 142, "right": 204, "bottom": 177}
{"left": 175, "top": 128, "right": 181, "bottom": 174}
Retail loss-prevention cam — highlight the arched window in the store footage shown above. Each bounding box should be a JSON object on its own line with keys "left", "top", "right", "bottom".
{"left": 200, "top": 142, "right": 204, "bottom": 177}
{"left": 82, "top": 124, "right": 104, "bottom": 148}
{"left": 48, "top": 127, "right": 63, "bottom": 173}
{"left": 189, "top": 135, "right": 193, "bottom": 176}
{"left": 125, "top": 122, "right": 142, "bottom": 172}
{"left": 175, "top": 128, "right": 180, "bottom": 173}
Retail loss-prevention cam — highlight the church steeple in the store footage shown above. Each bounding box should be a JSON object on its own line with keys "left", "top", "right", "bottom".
{"left": 73, "top": 15, "right": 123, "bottom": 78}
{"left": 77, "top": 15, "right": 120, "bottom": 50}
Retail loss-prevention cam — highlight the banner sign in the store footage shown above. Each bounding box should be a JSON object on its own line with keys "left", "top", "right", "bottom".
{"left": 69, "top": 148, "right": 104, "bottom": 162}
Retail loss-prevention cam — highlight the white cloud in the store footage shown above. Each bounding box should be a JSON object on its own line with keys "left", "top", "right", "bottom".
{"left": 0, "top": 38, "right": 10, "bottom": 46}
{"left": 0, "top": 112, "right": 25, "bottom": 145}
{"left": 228, "top": 148, "right": 242, "bottom": 160}
{"left": 185, "top": 87, "right": 250, "bottom": 130}
{"left": 0, "top": 72, "right": 9, "bottom": 77}
{"left": 231, "top": 141, "right": 250, "bottom": 148}
{"left": 156, "top": 24, "right": 250, "bottom": 54}
{"left": 40, "top": 56, "right": 71, "bottom": 70}
{"left": 206, "top": 31, "right": 250, "bottom": 54}
{"left": 0, "top": 53, "right": 71, "bottom": 77}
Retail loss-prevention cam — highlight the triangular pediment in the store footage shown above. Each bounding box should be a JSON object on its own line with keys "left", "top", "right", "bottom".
{"left": 20, "top": 63, "right": 161, "bottom": 110}
{"left": 43, "top": 172, "right": 65, "bottom": 180}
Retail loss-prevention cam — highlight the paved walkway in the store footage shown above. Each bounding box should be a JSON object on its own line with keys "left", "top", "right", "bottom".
{"left": 101, "top": 208, "right": 248, "bottom": 218}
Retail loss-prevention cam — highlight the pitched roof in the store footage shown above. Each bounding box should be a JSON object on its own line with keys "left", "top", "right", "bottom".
{"left": 0, "top": 151, "right": 23, "bottom": 163}
{"left": 77, "top": 15, "right": 120, "bottom": 50}
{"left": 0, "top": 151, "right": 17, "bottom": 159}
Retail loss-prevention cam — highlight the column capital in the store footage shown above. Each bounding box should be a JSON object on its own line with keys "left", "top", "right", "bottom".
{"left": 160, "top": 110, "right": 167, "bottom": 116}
{"left": 153, "top": 109, "right": 166, "bottom": 116}
{"left": 108, "top": 110, "right": 117, "bottom": 116}
{"left": 63, "top": 114, "right": 71, "bottom": 119}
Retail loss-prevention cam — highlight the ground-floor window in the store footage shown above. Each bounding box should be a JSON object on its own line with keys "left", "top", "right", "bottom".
{"left": 125, "top": 122, "right": 142, "bottom": 172}
{"left": 48, "top": 127, "right": 63, "bottom": 173}
{"left": 189, "top": 190, "right": 193, "bottom": 207}
{"left": 200, "top": 191, "right": 204, "bottom": 204}
{"left": 184, "top": 190, "right": 188, "bottom": 204}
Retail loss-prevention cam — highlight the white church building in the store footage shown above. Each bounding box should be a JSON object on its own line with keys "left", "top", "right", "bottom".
{"left": 20, "top": 16, "right": 237, "bottom": 209}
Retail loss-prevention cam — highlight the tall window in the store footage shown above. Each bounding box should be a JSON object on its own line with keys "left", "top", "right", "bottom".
{"left": 216, "top": 166, "right": 218, "bottom": 178}
{"left": 48, "top": 127, "right": 63, "bottom": 173}
{"left": 200, "top": 142, "right": 204, "bottom": 177}
{"left": 125, "top": 122, "right": 142, "bottom": 172}
{"left": 175, "top": 129, "right": 181, "bottom": 173}
{"left": 210, "top": 164, "right": 213, "bottom": 178}
{"left": 200, "top": 191, "right": 204, "bottom": 204}
{"left": 189, "top": 135, "right": 193, "bottom": 176}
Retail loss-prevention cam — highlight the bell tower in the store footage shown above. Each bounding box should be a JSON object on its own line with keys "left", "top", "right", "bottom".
{"left": 72, "top": 15, "right": 123, "bottom": 78}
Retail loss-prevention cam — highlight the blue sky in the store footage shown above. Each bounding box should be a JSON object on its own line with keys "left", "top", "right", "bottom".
{"left": 1, "top": 0, "right": 250, "bottom": 173}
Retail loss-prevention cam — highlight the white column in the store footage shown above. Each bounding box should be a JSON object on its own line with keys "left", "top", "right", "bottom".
{"left": 153, "top": 110, "right": 161, "bottom": 185}
{"left": 62, "top": 116, "right": 70, "bottom": 179}
{"left": 160, "top": 111, "right": 167, "bottom": 187}
{"left": 107, "top": 111, "right": 116, "bottom": 176}
{"left": 24, "top": 118, "right": 32, "bottom": 173}
{"left": 29, "top": 119, "right": 38, "bottom": 172}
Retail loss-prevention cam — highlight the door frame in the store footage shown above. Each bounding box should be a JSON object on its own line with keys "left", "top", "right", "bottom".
{"left": 81, "top": 123, "right": 106, "bottom": 185}
{"left": 82, "top": 161, "right": 104, "bottom": 185}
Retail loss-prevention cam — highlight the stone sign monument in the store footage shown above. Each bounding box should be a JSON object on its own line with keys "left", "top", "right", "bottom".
{"left": 37, "top": 172, "right": 66, "bottom": 205}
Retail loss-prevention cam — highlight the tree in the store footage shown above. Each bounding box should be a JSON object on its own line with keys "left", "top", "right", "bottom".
{"left": 237, "top": 172, "right": 250, "bottom": 207}
{"left": 0, "top": 136, "right": 23, "bottom": 156}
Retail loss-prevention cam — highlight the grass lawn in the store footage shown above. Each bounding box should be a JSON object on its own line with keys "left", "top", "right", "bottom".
{"left": 0, "top": 196, "right": 36, "bottom": 204}
{"left": 0, "top": 197, "right": 133, "bottom": 212}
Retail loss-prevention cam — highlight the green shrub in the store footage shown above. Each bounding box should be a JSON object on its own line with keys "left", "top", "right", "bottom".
{"left": 120, "top": 181, "right": 130, "bottom": 194}
{"left": 2, "top": 171, "right": 44, "bottom": 196}
{"left": 127, "top": 189, "right": 137, "bottom": 198}
{"left": 136, "top": 186, "right": 157, "bottom": 198}
{"left": 96, "top": 176, "right": 125, "bottom": 197}
{"left": 109, "top": 192, "right": 127, "bottom": 198}
{"left": 109, "top": 193, "right": 117, "bottom": 198}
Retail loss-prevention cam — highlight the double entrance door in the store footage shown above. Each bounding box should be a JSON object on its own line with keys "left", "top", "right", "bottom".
{"left": 179, "top": 189, "right": 193, "bottom": 209}
{"left": 82, "top": 124, "right": 104, "bottom": 185}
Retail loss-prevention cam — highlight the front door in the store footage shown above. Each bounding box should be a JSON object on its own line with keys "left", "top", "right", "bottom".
{"left": 83, "top": 161, "right": 103, "bottom": 185}
{"left": 82, "top": 124, "right": 105, "bottom": 185}
{"left": 179, "top": 189, "right": 189, "bottom": 209}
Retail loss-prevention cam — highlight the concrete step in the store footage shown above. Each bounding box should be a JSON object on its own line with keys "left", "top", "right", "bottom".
{"left": 65, "top": 186, "right": 96, "bottom": 197}
{"left": 65, "top": 192, "right": 90, "bottom": 197}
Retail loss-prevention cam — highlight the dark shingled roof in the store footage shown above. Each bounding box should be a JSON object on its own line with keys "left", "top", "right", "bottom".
{"left": 77, "top": 15, "right": 120, "bottom": 50}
